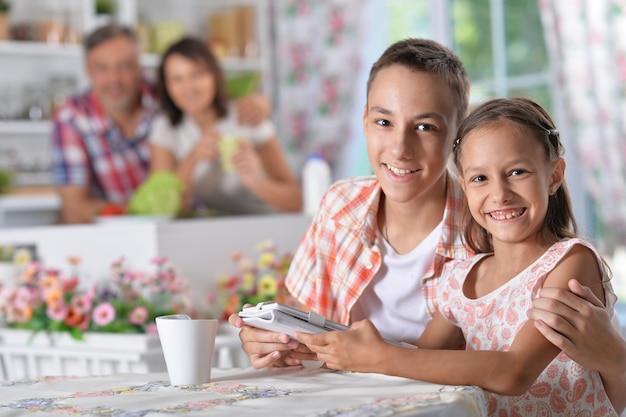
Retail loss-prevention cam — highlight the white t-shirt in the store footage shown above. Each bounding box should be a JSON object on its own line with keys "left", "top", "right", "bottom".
{"left": 350, "top": 221, "right": 442, "bottom": 343}
{"left": 149, "top": 106, "right": 277, "bottom": 214}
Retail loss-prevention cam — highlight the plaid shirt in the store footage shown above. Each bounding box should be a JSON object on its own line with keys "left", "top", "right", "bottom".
{"left": 51, "top": 82, "right": 158, "bottom": 203}
{"left": 286, "top": 173, "right": 470, "bottom": 325}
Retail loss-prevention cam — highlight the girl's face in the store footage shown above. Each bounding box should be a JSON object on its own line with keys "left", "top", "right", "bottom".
{"left": 164, "top": 53, "right": 216, "bottom": 116}
{"left": 363, "top": 65, "right": 458, "bottom": 207}
{"left": 458, "top": 121, "right": 564, "bottom": 248}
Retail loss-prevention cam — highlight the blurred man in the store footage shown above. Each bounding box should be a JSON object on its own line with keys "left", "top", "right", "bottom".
{"left": 52, "top": 24, "right": 270, "bottom": 224}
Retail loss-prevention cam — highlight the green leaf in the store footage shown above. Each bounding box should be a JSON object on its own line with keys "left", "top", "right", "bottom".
{"left": 128, "top": 172, "right": 184, "bottom": 215}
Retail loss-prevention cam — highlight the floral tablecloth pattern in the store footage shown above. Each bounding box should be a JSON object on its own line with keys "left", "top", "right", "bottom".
{"left": 0, "top": 367, "right": 487, "bottom": 417}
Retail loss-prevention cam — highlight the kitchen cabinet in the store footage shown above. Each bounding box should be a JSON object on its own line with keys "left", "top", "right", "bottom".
{"left": 0, "top": 0, "right": 272, "bottom": 193}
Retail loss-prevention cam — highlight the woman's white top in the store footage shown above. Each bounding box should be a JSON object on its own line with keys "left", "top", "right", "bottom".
{"left": 149, "top": 105, "right": 277, "bottom": 214}
{"left": 350, "top": 221, "right": 442, "bottom": 343}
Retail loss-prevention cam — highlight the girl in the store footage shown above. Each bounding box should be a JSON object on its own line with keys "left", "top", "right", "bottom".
{"left": 149, "top": 37, "right": 302, "bottom": 215}
{"left": 298, "top": 97, "right": 620, "bottom": 416}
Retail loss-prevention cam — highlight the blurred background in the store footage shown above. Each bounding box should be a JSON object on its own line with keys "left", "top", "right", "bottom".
{"left": 0, "top": 0, "right": 624, "bottom": 297}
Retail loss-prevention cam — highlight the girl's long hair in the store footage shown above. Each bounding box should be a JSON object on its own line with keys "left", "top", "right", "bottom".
{"left": 452, "top": 97, "right": 577, "bottom": 254}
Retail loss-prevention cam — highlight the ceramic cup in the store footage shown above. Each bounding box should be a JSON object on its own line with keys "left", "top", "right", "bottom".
{"left": 155, "top": 314, "right": 218, "bottom": 385}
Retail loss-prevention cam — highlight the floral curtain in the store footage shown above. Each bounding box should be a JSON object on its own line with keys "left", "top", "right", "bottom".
{"left": 537, "top": 0, "right": 626, "bottom": 251}
{"left": 270, "top": 0, "right": 366, "bottom": 175}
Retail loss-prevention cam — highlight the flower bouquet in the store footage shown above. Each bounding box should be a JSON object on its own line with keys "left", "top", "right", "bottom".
{"left": 0, "top": 256, "right": 192, "bottom": 341}
{"left": 207, "top": 240, "right": 292, "bottom": 320}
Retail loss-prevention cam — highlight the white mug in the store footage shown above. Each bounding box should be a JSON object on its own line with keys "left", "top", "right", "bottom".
{"left": 155, "top": 314, "right": 219, "bottom": 385}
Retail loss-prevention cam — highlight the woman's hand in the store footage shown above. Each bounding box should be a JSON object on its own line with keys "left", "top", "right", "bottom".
{"left": 296, "top": 320, "right": 390, "bottom": 372}
{"left": 228, "top": 312, "right": 312, "bottom": 368}
{"left": 235, "top": 93, "right": 272, "bottom": 126}
{"left": 192, "top": 129, "right": 219, "bottom": 162}
{"left": 231, "top": 140, "right": 264, "bottom": 188}
{"left": 528, "top": 279, "right": 626, "bottom": 377}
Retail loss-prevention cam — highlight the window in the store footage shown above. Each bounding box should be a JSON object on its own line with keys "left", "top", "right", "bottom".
{"left": 344, "top": 0, "right": 590, "bottom": 234}
{"left": 387, "top": 0, "right": 552, "bottom": 109}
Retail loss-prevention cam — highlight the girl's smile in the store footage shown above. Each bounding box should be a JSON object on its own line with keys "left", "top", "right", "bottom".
{"left": 459, "top": 120, "right": 562, "bottom": 249}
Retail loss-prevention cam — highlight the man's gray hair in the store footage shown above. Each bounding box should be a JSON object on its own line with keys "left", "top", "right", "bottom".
{"left": 84, "top": 23, "right": 137, "bottom": 53}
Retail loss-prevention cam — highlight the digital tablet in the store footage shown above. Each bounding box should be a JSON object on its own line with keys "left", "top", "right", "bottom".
{"left": 238, "top": 302, "right": 416, "bottom": 348}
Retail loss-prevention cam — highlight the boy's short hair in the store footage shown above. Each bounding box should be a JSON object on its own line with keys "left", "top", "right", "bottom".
{"left": 84, "top": 23, "right": 138, "bottom": 53}
{"left": 367, "top": 38, "right": 470, "bottom": 126}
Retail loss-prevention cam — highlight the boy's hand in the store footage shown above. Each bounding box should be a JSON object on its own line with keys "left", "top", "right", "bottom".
{"left": 529, "top": 279, "right": 626, "bottom": 377}
{"left": 228, "top": 312, "right": 304, "bottom": 368}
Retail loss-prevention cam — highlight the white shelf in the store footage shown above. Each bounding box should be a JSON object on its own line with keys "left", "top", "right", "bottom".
{"left": 0, "top": 41, "right": 82, "bottom": 58}
{"left": 0, "top": 193, "right": 60, "bottom": 212}
{"left": 0, "top": 42, "right": 264, "bottom": 74}
{"left": 0, "top": 121, "right": 51, "bottom": 135}
{"left": 140, "top": 53, "right": 263, "bottom": 73}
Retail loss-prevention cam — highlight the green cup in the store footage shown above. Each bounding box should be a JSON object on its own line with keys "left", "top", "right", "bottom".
{"left": 218, "top": 135, "right": 240, "bottom": 172}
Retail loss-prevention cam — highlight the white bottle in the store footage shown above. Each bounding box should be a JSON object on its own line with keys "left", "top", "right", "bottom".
{"left": 303, "top": 154, "right": 332, "bottom": 217}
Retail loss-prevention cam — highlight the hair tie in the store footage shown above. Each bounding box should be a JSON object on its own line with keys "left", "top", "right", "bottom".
{"left": 547, "top": 129, "right": 559, "bottom": 138}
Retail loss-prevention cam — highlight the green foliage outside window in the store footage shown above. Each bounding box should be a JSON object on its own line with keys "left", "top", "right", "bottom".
{"left": 386, "top": 0, "right": 551, "bottom": 111}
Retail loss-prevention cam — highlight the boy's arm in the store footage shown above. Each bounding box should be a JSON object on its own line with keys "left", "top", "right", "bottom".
{"left": 530, "top": 279, "right": 626, "bottom": 414}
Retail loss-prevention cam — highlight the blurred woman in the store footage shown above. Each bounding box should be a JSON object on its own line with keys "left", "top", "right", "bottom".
{"left": 149, "top": 37, "right": 302, "bottom": 214}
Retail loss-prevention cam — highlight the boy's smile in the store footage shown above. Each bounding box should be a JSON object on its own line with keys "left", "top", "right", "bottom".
{"left": 363, "top": 65, "right": 458, "bottom": 207}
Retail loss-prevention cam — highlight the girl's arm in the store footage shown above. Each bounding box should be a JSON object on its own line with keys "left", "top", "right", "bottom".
{"left": 299, "top": 316, "right": 559, "bottom": 395}
{"left": 416, "top": 310, "right": 465, "bottom": 349}
{"left": 231, "top": 137, "right": 303, "bottom": 212}
{"left": 298, "top": 244, "right": 606, "bottom": 396}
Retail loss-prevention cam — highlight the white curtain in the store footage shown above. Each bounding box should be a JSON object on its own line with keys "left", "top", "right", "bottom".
{"left": 270, "top": 0, "right": 366, "bottom": 175}
{"left": 538, "top": 0, "right": 626, "bottom": 252}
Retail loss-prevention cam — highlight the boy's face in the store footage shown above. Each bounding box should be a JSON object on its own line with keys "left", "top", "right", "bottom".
{"left": 363, "top": 65, "right": 458, "bottom": 205}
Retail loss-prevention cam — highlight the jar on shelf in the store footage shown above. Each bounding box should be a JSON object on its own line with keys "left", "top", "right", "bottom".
{"left": 37, "top": 1, "right": 65, "bottom": 45}
{"left": 0, "top": 6, "right": 9, "bottom": 41}
{"left": 22, "top": 83, "right": 50, "bottom": 121}
{"left": 49, "top": 75, "right": 77, "bottom": 114}
{"left": 64, "top": 4, "right": 82, "bottom": 45}
{"left": 0, "top": 85, "right": 22, "bottom": 120}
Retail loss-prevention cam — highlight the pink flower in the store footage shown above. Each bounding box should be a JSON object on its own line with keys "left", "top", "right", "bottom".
{"left": 92, "top": 302, "right": 116, "bottom": 326}
{"left": 144, "top": 322, "right": 158, "bottom": 334}
{"left": 151, "top": 256, "right": 168, "bottom": 266}
{"left": 13, "top": 286, "right": 35, "bottom": 310}
{"left": 128, "top": 306, "right": 148, "bottom": 325}
{"left": 62, "top": 276, "right": 79, "bottom": 292}
{"left": 47, "top": 302, "right": 69, "bottom": 321}
{"left": 71, "top": 292, "right": 93, "bottom": 314}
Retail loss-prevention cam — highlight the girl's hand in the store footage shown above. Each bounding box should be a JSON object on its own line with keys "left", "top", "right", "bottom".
{"left": 192, "top": 130, "right": 219, "bottom": 162}
{"left": 528, "top": 279, "right": 626, "bottom": 377}
{"left": 231, "top": 140, "right": 264, "bottom": 187}
{"left": 296, "top": 319, "right": 389, "bottom": 372}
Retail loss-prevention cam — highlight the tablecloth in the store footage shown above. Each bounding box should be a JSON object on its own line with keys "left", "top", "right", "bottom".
{"left": 0, "top": 366, "right": 487, "bottom": 417}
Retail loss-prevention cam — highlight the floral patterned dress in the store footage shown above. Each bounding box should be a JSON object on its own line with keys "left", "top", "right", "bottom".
{"left": 437, "top": 238, "right": 618, "bottom": 417}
